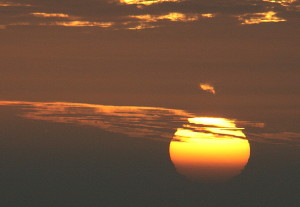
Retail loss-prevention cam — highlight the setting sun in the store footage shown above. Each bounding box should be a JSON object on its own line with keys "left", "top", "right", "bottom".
{"left": 169, "top": 117, "right": 250, "bottom": 183}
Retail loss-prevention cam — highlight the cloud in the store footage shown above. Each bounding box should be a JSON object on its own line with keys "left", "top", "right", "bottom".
{"left": 0, "top": 100, "right": 192, "bottom": 141}
{"left": 44, "top": 21, "right": 114, "bottom": 28}
{"left": 238, "top": 11, "right": 286, "bottom": 24}
{"left": 30, "top": 12, "right": 71, "bottom": 18}
{"left": 0, "top": 1, "right": 31, "bottom": 7}
{"left": 1, "top": 100, "right": 300, "bottom": 147}
{"left": 236, "top": 121, "right": 265, "bottom": 128}
{"left": 261, "top": 0, "right": 297, "bottom": 7}
{"left": 248, "top": 132, "right": 300, "bottom": 146}
{"left": 119, "top": 0, "right": 181, "bottom": 6}
{"left": 200, "top": 83, "right": 216, "bottom": 95}
{"left": 0, "top": 24, "right": 6, "bottom": 29}
{"left": 0, "top": 0, "right": 299, "bottom": 30}
{"left": 127, "top": 12, "right": 215, "bottom": 29}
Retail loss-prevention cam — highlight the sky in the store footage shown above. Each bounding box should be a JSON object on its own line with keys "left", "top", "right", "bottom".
{"left": 1, "top": 2, "right": 300, "bottom": 206}
{"left": 0, "top": 0, "right": 299, "bottom": 120}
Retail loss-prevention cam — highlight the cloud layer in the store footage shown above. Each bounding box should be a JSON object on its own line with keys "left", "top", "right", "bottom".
{"left": 0, "top": 0, "right": 299, "bottom": 30}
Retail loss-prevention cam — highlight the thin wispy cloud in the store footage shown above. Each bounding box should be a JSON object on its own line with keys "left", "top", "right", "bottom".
{"left": 262, "top": 0, "right": 297, "bottom": 6}
{"left": 30, "top": 13, "right": 71, "bottom": 18}
{"left": 119, "top": 0, "right": 181, "bottom": 5}
{"left": 0, "top": 1, "right": 31, "bottom": 7}
{"left": 1, "top": 100, "right": 299, "bottom": 147}
{"left": 247, "top": 132, "right": 300, "bottom": 146}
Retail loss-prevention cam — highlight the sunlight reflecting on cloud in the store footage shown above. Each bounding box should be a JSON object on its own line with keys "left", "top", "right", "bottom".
{"left": 0, "top": 101, "right": 192, "bottom": 140}
{"left": 131, "top": 13, "right": 213, "bottom": 22}
{"left": 200, "top": 83, "right": 216, "bottom": 94}
{"left": 239, "top": 11, "right": 286, "bottom": 24}
{"left": 201, "top": 13, "right": 216, "bottom": 18}
{"left": 262, "top": 0, "right": 297, "bottom": 6}
{"left": 31, "top": 13, "right": 71, "bottom": 18}
{"left": 26, "top": 12, "right": 113, "bottom": 28}
{"left": 236, "top": 121, "right": 265, "bottom": 128}
{"left": 119, "top": 0, "right": 181, "bottom": 5}
{"left": 0, "top": 1, "right": 31, "bottom": 7}
{"left": 126, "top": 12, "right": 215, "bottom": 29}
{"left": 10, "top": 21, "right": 114, "bottom": 28}
{"left": 46, "top": 21, "right": 114, "bottom": 28}
{"left": 189, "top": 117, "right": 236, "bottom": 128}
{"left": 127, "top": 24, "right": 157, "bottom": 30}
{"left": 1, "top": 0, "right": 298, "bottom": 30}
{"left": 0, "top": 100, "right": 299, "bottom": 146}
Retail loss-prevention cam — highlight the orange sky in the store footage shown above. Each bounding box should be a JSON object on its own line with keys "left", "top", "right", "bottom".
{"left": 0, "top": 0, "right": 299, "bottom": 121}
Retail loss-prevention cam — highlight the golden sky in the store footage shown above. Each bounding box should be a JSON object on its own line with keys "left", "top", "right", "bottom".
{"left": 0, "top": 0, "right": 299, "bottom": 120}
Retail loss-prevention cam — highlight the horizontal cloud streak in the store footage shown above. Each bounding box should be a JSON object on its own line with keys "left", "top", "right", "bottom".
{"left": 1, "top": 100, "right": 299, "bottom": 147}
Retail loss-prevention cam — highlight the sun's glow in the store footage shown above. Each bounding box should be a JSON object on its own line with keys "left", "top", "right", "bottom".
{"left": 169, "top": 117, "right": 250, "bottom": 183}
{"left": 189, "top": 117, "right": 236, "bottom": 128}
{"left": 0, "top": 101, "right": 254, "bottom": 183}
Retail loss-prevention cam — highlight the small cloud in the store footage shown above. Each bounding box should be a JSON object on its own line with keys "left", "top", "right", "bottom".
{"left": 236, "top": 121, "right": 265, "bottom": 128}
{"left": 200, "top": 83, "right": 216, "bottom": 95}
{"left": 238, "top": 11, "right": 286, "bottom": 25}
{"left": 261, "top": 0, "right": 297, "bottom": 7}
{"left": 10, "top": 21, "right": 114, "bottom": 28}
{"left": 0, "top": 2, "right": 31, "bottom": 7}
{"left": 31, "top": 13, "right": 71, "bottom": 18}
{"left": 119, "top": 0, "right": 181, "bottom": 6}
{"left": 48, "top": 21, "right": 114, "bottom": 28}
{"left": 0, "top": 25, "right": 6, "bottom": 29}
